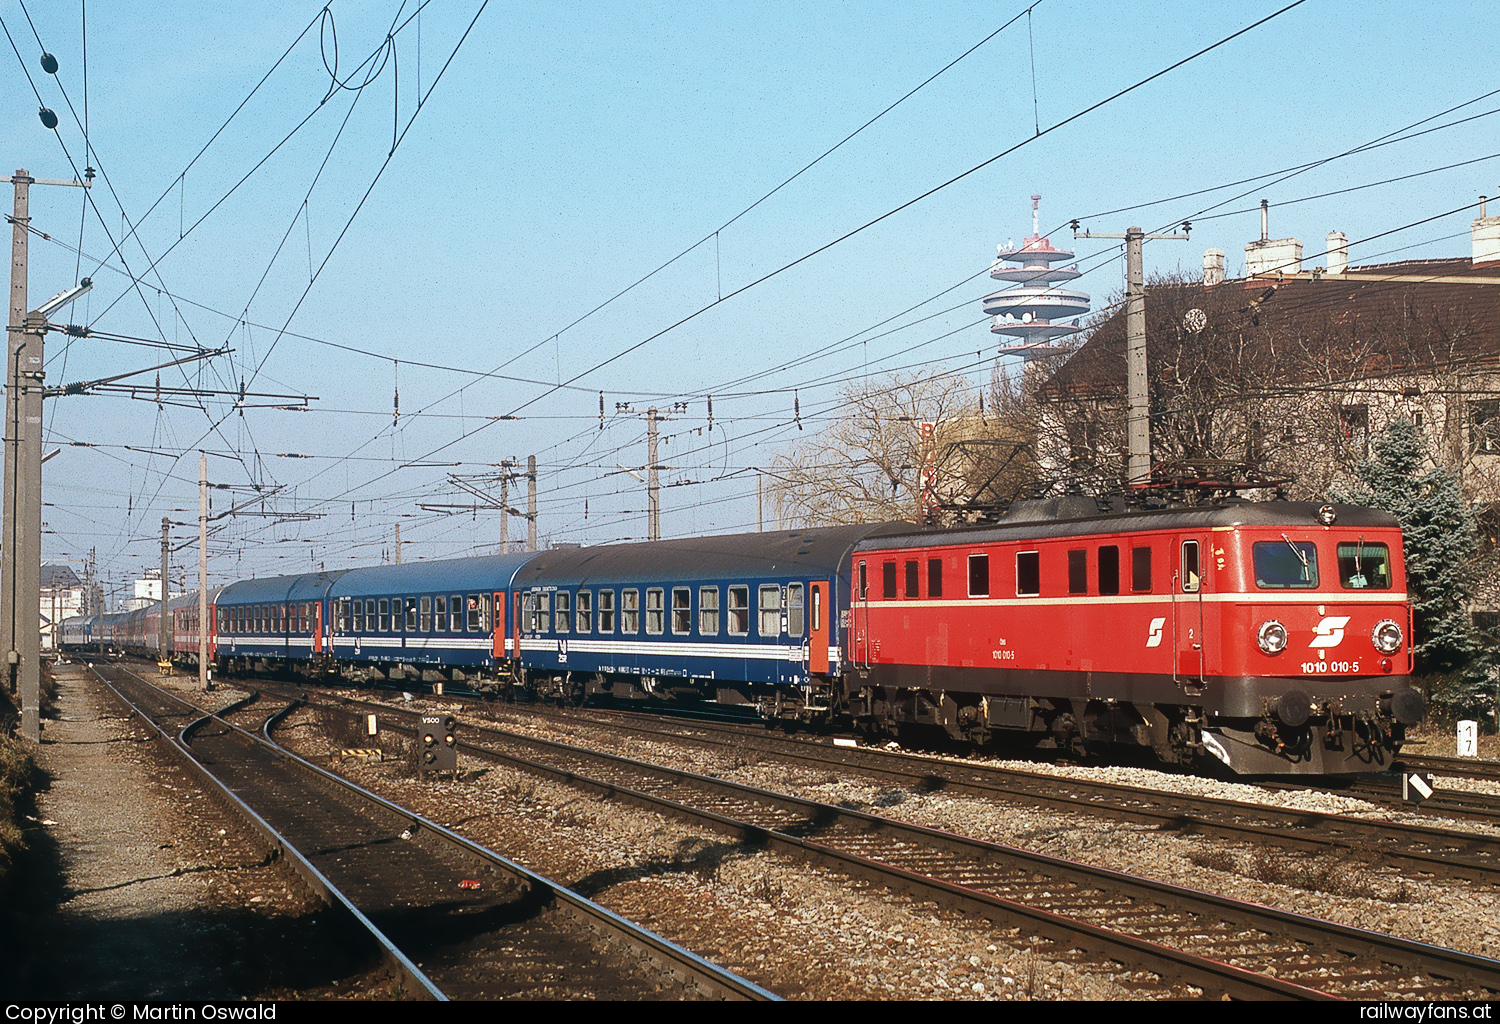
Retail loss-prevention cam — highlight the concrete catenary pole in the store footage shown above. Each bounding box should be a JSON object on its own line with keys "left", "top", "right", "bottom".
{"left": 199, "top": 454, "right": 209, "bottom": 690}
{"left": 3, "top": 171, "right": 28, "bottom": 715}
{"left": 527, "top": 455, "right": 537, "bottom": 552}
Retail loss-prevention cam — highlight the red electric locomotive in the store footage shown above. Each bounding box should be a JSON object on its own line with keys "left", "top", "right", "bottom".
{"left": 844, "top": 498, "right": 1425, "bottom": 774}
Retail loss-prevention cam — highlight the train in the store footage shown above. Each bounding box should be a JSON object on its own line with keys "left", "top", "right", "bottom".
{"left": 62, "top": 497, "right": 1426, "bottom": 775}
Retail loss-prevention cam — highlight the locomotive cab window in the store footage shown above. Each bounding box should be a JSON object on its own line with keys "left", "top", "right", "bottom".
{"left": 968, "top": 554, "right": 990, "bottom": 597}
{"left": 1254, "top": 539, "right": 1319, "bottom": 588}
{"left": 1181, "top": 541, "right": 1200, "bottom": 592}
{"left": 1015, "top": 551, "right": 1040, "bottom": 597}
{"left": 1337, "top": 542, "right": 1392, "bottom": 589}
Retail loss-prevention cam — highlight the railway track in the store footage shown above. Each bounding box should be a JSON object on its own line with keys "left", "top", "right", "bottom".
{"left": 278, "top": 687, "right": 1500, "bottom": 1000}
{"left": 94, "top": 664, "right": 775, "bottom": 1001}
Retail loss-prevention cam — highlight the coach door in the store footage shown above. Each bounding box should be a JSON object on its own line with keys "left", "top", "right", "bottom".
{"left": 492, "top": 591, "right": 506, "bottom": 659}
{"left": 1173, "top": 539, "right": 1205, "bottom": 689}
{"left": 808, "top": 581, "right": 830, "bottom": 675}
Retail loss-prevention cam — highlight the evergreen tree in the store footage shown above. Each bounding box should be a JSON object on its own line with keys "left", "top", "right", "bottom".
{"left": 1338, "top": 419, "right": 1491, "bottom": 712}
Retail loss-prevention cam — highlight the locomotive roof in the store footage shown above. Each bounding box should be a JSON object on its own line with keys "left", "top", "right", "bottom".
{"left": 329, "top": 552, "right": 538, "bottom": 597}
{"left": 858, "top": 500, "right": 1400, "bottom": 550}
{"left": 512, "top": 523, "right": 907, "bottom": 588}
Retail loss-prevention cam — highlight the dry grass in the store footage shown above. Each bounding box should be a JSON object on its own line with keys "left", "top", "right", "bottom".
{"left": 1187, "top": 843, "right": 1411, "bottom": 902}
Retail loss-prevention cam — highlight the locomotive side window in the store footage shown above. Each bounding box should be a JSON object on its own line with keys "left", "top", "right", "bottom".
{"left": 759, "top": 585, "right": 783, "bottom": 636}
{"left": 1131, "top": 547, "right": 1152, "bottom": 593}
{"left": 1181, "top": 541, "right": 1200, "bottom": 592}
{"left": 1067, "top": 549, "right": 1087, "bottom": 594}
{"left": 1016, "top": 551, "right": 1040, "bottom": 597}
{"left": 420, "top": 597, "right": 433, "bottom": 632}
{"left": 882, "top": 561, "right": 897, "bottom": 599}
{"left": 1337, "top": 542, "right": 1392, "bottom": 589}
{"left": 672, "top": 588, "right": 691, "bottom": 634}
{"left": 1098, "top": 546, "right": 1120, "bottom": 595}
{"left": 645, "top": 588, "right": 664, "bottom": 634}
{"left": 622, "top": 589, "right": 640, "bottom": 634}
{"left": 905, "top": 560, "right": 919, "bottom": 598}
{"left": 598, "top": 590, "right": 615, "bottom": 633}
{"left": 576, "top": 591, "right": 592, "bottom": 632}
{"left": 788, "top": 584, "right": 804, "bottom": 637}
{"left": 1253, "top": 540, "right": 1319, "bottom": 588}
{"left": 728, "top": 586, "right": 750, "bottom": 635}
{"left": 699, "top": 587, "right": 719, "bottom": 634}
{"left": 928, "top": 558, "right": 943, "bottom": 598}
{"left": 555, "top": 591, "right": 571, "bottom": 633}
{"left": 968, "top": 554, "right": 990, "bottom": 597}
{"left": 434, "top": 597, "right": 447, "bottom": 632}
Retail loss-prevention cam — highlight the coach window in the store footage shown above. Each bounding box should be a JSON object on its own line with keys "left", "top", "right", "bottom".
{"left": 406, "top": 597, "right": 418, "bottom": 631}
{"left": 334, "top": 601, "right": 347, "bottom": 633}
{"left": 576, "top": 591, "right": 592, "bottom": 632}
{"left": 1132, "top": 547, "right": 1153, "bottom": 593}
{"left": 699, "top": 587, "right": 719, "bottom": 634}
{"left": 968, "top": 553, "right": 990, "bottom": 597}
{"left": 466, "top": 595, "right": 481, "bottom": 632}
{"left": 1068, "top": 549, "right": 1087, "bottom": 595}
{"left": 1337, "top": 542, "right": 1392, "bottom": 589}
{"left": 670, "top": 588, "right": 691, "bottom": 634}
{"left": 788, "top": 584, "right": 804, "bottom": 637}
{"left": 352, "top": 600, "right": 364, "bottom": 633}
{"left": 1098, "top": 545, "right": 1121, "bottom": 596}
{"left": 728, "top": 586, "right": 750, "bottom": 635}
{"left": 858, "top": 561, "right": 868, "bottom": 601}
{"left": 435, "top": 597, "right": 448, "bottom": 633}
{"left": 1016, "top": 551, "right": 1040, "bottom": 597}
{"left": 621, "top": 589, "right": 640, "bottom": 634}
{"left": 759, "top": 585, "right": 783, "bottom": 636}
{"left": 1181, "top": 541, "right": 1201, "bottom": 592}
{"left": 645, "top": 588, "right": 664, "bottom": 634}
{"left": 280, "top": 604, "right": 289, "bottom": 633}
{"left": 420, "top": 597, "right": 433, "bottom": 632}
{"left": 364, "top": 599, "right": 375, "bottom": 631}
{"left": 377, "top": 598, "right": 389, "bottom": 632}
{"left": 928, "top": 558, "right": 943, "bottom": 598}
{"left": 537, "top": 592, "right": 552, "bottom": 632}
{"left": 449, "top": 595, "right": 462, "bottom": 632}
{"left": 882, "top": 561, "right": 897, "bottom": 600}
{"left": 522, "top": 593, "right": 537, "bottom": 632}
{"left": 599, "top": 590, "right": 616, "bottom": 633}
{"left": 556, "top": 592, "right": 571, "bottom": 633}
{"left": 905, "top": 560, "right": 919, "bottom": 598}
{"left": 301, "top": 603, "right": 310, "bottom": 633}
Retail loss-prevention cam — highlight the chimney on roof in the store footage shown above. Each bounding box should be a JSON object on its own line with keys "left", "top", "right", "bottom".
{"left": 1203, "top": 248, "right": 1225, "bottom": 287}
{"left": 1474, "top": 196, "right": 1500, "bottom": 266}
{"left": 1244, "top": 199, "right": 1302, "bottom": 279}
{"left": 1326, "top": 231, "right": 1348, "bottom": 275}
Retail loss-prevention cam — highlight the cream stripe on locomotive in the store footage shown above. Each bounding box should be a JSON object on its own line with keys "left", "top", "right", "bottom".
{"left": 857, "top": 591, "right": 1410, "bottom": 610}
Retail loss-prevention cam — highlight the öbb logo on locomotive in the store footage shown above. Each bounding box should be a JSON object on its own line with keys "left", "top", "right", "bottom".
{"left": 68, "top": 497, "right": 1425, "bottom": 776}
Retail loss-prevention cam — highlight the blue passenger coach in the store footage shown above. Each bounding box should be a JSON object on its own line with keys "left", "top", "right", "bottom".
{"left": 325, "top": 553, "right": 537, "bottom": 684}
{"left": 509, "top": 525, "right": 901, "bottom": 716}
{"left": 217, "top": 570, "right": 350, "bottom": 668}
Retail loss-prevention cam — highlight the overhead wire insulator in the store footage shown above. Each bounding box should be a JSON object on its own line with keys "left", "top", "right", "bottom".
{"left": 794, "top": 390, "right": 802, "bottom": 431}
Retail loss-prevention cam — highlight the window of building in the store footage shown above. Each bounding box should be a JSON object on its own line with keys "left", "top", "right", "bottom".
{"left": 1471, "top": 399, "right": 1500, "bottom": 455}
{"left": 699, "top": 587, "right": 719, "bottom": 635}
{"left": 1339, "top": 403, "right": 1369, "bottom": 459}
{"left": 672, "top": 587, "right": 691, "bottom": 634}
{"left": 1016, "top": 551, "right": 1040, "bottom": 597}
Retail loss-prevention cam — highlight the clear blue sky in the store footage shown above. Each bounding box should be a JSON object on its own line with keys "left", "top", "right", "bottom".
{"left": 1, "top": 0, "right": 1494, "bottom": 602}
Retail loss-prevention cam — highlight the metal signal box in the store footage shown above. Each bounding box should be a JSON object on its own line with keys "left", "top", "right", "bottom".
{"left": 418, "top": 713, "right": 458, "bottom": 775}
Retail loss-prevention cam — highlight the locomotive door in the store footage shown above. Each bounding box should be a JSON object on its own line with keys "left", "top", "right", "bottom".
{"left": 1173, "top": 539, "right": 1205, "bottom": 687}
{"left": 808, "top": 580, "right": 830, "bottom": 675}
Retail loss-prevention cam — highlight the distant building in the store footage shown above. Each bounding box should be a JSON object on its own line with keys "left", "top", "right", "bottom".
{"left": 41, "top": 564, "right": 85, "bottom": 652}
{"left": 981, "top": 194, "right": 1090, "bottom": 360}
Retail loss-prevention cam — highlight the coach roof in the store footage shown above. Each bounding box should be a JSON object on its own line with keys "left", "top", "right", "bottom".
{"left": 331, "top": 552, "right": 538, "bottom": 598}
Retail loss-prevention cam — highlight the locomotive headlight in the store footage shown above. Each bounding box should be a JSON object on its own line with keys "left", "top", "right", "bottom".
{"left": 1257, "top": 619, "right": 1289, "bottom": 655}
{"left": 1372, "top": 619, "right": 1404, "bottom": 655}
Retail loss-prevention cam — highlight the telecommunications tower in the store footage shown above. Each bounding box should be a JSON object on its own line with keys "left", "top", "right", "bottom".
{"left": 981, "top": 194, "right": 1090, "bottom": 359}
